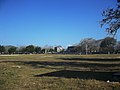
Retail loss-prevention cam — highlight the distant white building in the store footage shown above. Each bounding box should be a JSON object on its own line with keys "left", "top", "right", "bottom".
{"left": 54, "top": 46, "right": 64, "bottom": 52}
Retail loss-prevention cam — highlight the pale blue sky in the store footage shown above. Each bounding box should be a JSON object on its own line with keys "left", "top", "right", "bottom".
{"left": 0, "top": 0, "right": 118, "bottom": 47}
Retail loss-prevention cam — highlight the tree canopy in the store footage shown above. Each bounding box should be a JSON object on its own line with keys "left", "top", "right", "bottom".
{"left": 8, "top": 46, "right": 17, "bottom": 54}
{"left": 100, "top": 37, "right": 116, "bottom": 53}
{"left": 0, "top": 45, "right": 5, "bottom": 54}
{"left": 26, "top": 45, "right": 35, "bottom": 53}
{"left": 35, "top": 46, "right": 41, "bottom": 53}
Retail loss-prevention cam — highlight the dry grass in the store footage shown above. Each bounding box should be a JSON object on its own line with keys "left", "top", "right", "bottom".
{"left": 0, "top": 54, "right": 120, "bottom": 90}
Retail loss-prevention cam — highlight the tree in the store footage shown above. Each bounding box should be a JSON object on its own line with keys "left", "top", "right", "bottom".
{"left": 100, "top": 37, "right": 116, "bottom": 54}
{"left": 8, "top": 46, "right": 17, "bottom": 54}
{"left": 0, "top": 45, "right": 5, "bottom": 54}
{"left": 79, "top": 38, "right": 97, "bottom": 54}
{"left": 115, "top": 41, "right": 120, "bottom": 53}
{"left": 26, "top": 45, "right": 35, "bottom": 53}
{"left": 35, "top": 46, "right": 41, "bottom": 54}
{"left": 19, "top": 47, "right": 26, "bottom": 54}
{"left": 41, "top": 49, "right": 46, "bottom": 54}
{"left": 101, "top": 0, "right": 120, "bottom": 37}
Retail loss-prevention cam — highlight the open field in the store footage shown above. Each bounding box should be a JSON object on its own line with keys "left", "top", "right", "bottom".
{"left": 0, "top": 54, "right": 120, "bottom": 90}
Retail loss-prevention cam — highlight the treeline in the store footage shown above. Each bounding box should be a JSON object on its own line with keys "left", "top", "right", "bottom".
{"left": 66, "top": 37, "right": 120, "bottom": 54}
{"left": 0, "top": 45, "right": 40, "bottom": 54}
{"left": 0, "top": 45, "right": 64, "bottom": 54}
{"left": 0, "top": 37, "right": 120, "bottom": 54}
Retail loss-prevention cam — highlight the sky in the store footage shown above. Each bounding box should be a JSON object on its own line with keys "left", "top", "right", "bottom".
{"left": 0, "top": 0, "right": 118, "bottom": 47}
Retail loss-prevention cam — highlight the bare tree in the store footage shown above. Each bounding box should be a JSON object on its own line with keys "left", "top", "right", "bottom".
{"left": 79, "top": 38, "right": 97, "bottom": 54}
{"left": 101, "top": 0, "right": 120, "bottom": 37}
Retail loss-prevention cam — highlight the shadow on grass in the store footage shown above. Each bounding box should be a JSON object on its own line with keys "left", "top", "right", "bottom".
{"left": 1, "top": 60, "right": 120, "bottom": 69}
{"left": 1, "top": 60, "right": 119, "bottom": 81}
{"left": 58, "top": 57, "right": 120, "bottom": 62}
{"left": 35, "top": 70, "right": 115, "bottom": 81}
{"left": 22, "top": 61, "right": 120, "bottom": 68}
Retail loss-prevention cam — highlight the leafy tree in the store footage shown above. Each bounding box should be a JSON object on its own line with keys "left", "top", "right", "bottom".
{"left": 8, "top": 46, "right": 17, "bottom": 54}
{"left": 19, "top": 47, "right": 26, "bottom": 54}
{"left": 101, "top": 0, "right": 120, "bottom": 37}
{"left": 100, "top": 37, "right": 116, "bottom": 53}
{"left": 115, "top": 41, "right": 120, "bottom": 53}
{"left": 54, "top": 47, "right": 57, "bottom": 52}
{"left": 41, "top": 49, "right": 46, "bottom": 54}
{"left": 26, "top": 45, "right": 35, "bottom": 53}
{"left": 35, "top": 46, "right": 41, "bottom": 53}
{"left": 0, "top": 45, "right": 5, "bottom": 54}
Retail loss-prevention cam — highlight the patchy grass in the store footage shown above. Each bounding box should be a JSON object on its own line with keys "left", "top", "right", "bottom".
{"left": 0, "top": 54, "right": 120, "bottom": 90}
